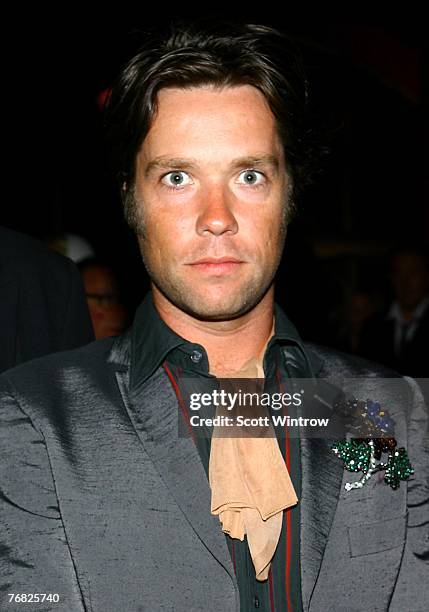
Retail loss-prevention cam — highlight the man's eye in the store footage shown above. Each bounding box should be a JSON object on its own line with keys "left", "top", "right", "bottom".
{"left": 237, "top": 170, "right": 265, "bottom": 186}
{"left": 161, "top": 171, "right": 193, "bottom": 188}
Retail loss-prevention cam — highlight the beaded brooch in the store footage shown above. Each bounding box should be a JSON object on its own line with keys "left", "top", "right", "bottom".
{"left": 331, "top": 398, "right": 414, "bottom": 491}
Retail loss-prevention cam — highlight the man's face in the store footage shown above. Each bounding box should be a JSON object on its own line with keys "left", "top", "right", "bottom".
{"left": 391, "top": 253, "right": 429, "bottom": 310}
{"left": 134, "top": 84, "right": 291, "bottom": 320}
{"left": 81, "top": 265, "right": 128, "bottom": 340}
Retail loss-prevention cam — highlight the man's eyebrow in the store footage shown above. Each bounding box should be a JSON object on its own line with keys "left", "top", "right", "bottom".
{"left": 144, "top": 154, "right": 280, "bottom": 177}
{"left": 229, "top": 155, "right": 280, "bottom": 172}
{"left": 144, "top": 157, "right": 198, "bottom": 177}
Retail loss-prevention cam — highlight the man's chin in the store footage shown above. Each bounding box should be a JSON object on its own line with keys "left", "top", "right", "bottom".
{"left": 151, "top": 273, "right": 273, "bottom": 322}
{"left": 173, "top": 292, "right": 262, "bottom": 322}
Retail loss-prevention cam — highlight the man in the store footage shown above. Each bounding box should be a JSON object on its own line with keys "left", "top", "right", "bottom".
{"left": 1, "top": 22, "right": 427, "bottom": 611}
{"left": 0, "top": 226, "right": 94, "bottom": 373}
{"left": 361, "top": 246, "right": 429, "bottom": 377}
{"left": 78, "top": 257, "right": 129, "bottom": 339}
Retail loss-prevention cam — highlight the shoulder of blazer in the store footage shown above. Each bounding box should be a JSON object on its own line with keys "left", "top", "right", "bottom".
{"left": 304, "top": 341, "right": 403, "bottom": 379}
{"left": 302, "top": 343, "right": 423, "bottom": 448}
{"left": 0, "top": 336, "right": 119, "bottom": 409}
{"left": 0, "top": 336, "right": 128, "bottom": 441}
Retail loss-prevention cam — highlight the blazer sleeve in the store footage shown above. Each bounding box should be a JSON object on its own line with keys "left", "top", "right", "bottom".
{"left": 389, "top": 377, "right": 429, "bottom": 611}
{"left": 0, "top": 381, "right": 86, "bottom": 611}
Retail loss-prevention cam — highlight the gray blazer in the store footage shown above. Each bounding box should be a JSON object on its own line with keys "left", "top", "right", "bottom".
{"left": 0, "top": 332, "right": 428, "bottom": 611}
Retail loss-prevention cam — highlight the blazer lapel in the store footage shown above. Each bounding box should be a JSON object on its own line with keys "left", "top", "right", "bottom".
{"left": 280, "top": 342, "right": 346, "bottom": 610}
{"left": 109, "top": 339, "right": 237, "bottom": 586}
{"left": 300, "top": 433, "right": 344, "bottom": 611}
{"left": 297, "top": 348, "right": 346, "bottom": 611}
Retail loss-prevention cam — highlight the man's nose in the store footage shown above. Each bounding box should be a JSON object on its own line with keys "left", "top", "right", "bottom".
{"left": 196, "top": 185, "right": 238, "bottom": 236}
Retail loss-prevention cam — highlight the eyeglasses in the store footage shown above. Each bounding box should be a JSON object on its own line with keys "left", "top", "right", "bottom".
{"left": 85, "top": 293, "right": 121, "bottom": 308}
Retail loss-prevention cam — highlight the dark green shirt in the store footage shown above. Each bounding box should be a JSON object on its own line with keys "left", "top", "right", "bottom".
{"left": 130, "top": 293, "right": 317, "bottom": 612}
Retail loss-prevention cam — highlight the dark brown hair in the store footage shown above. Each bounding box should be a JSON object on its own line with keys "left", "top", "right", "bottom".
{"left": 104, "top": 20, "right": 322, "bottom": 231}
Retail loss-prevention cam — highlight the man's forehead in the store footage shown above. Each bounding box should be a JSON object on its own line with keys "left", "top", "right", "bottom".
{"left": 137, "top": 85, "right": 284, "bottom": 171}
{"left": 147, "top": 84, "right": 277, "bottom": 133}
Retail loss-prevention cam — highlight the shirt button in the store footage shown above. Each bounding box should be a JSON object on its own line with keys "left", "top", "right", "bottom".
{"left": 254, "top": 595, "right": 260, "bottom": 608}
{"left": 190, "top": 350, "right": 203, "bottom": 363}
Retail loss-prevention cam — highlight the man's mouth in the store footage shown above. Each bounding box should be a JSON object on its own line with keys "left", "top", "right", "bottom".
{"left": 187, "top": 257, "right": 245, "bottom": 276}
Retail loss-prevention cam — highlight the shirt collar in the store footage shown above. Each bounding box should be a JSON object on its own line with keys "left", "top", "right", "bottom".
{"left": 388, "top": 294, "right": 429, "bottom": 323}
{"left": 130, "top": 292, "right": 317, "bottom": 389}
{"left": 130, "top": 292, "right": 184, "bottom": 390}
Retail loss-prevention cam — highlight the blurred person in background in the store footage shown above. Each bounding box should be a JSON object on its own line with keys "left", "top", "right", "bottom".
{"left": 329, "top": 289, "right": 378, "bottom": 354}
{"left": 78, "top": 257, "right": 129, "bottom": 339}
{"left": 0, "top": 226, "right": 93, "bottom": 373}
{"left": 361, "top": 246, "right": 429, "bottom": 377}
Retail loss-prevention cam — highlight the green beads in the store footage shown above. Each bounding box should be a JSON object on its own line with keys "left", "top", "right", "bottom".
{"left": 332, "top": 441, "right": 371, "bottom": 473}
{"left": 331, "top": 396, "right": 414, "bottom": 492}
{"left": 384, "top": 448, "right": 414, "bottom": 490}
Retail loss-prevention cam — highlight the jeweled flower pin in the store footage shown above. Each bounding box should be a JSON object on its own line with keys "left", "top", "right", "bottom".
{"left": 331, "top": 398, "right": 414, "bottom": 491}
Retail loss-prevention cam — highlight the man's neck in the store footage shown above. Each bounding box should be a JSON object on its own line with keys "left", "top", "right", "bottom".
{"left": 152, "top": 285, "right": 275, "bottom": 376}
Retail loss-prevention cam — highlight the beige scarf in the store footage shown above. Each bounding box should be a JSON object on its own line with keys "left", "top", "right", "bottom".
{"left": 208, "top": 325, "right": 298, "bottom": 581}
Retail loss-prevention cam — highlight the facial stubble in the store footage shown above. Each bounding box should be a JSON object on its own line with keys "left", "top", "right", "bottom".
{"left": 128, "top": 185, "right": 292, "bottom": 321}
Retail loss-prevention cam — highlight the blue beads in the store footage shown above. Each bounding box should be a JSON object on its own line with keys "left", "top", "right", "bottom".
{"left": 366, "top": 400, "right": 380, "bottom": 417}
{"left": 332, "top": 396, "right": 412, "bottom": 492}
{"left": 380, "top": 416, "right": 394, "bottom": 431}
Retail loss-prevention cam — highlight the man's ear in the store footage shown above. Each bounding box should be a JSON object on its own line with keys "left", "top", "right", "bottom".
{"left": 120, "top": 181, "right": 129, "bottom": 206}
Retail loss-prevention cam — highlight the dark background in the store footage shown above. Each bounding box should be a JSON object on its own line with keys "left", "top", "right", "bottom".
{"left": 2, "top": 12, "right": 427, "bottom": 342}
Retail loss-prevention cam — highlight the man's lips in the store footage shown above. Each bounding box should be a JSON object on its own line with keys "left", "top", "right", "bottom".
{"left": 187, "top": 257, "right": 245, "bottom": 275}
